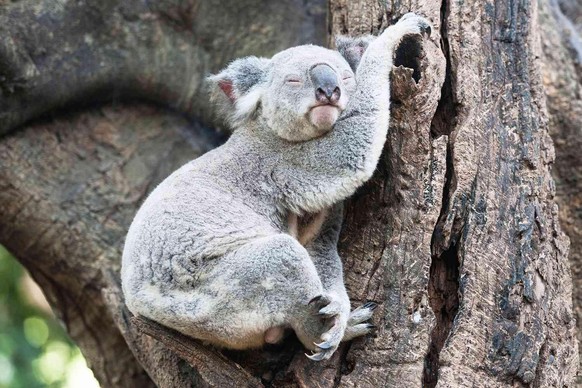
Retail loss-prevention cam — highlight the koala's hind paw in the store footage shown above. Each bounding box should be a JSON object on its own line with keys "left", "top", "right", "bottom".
{"left": 303, "top": 294, "right": 348, "bottom": 361}
{"left": 343, "top": 301, "right": 378, "bottom": 341}
{"left": 305, "top": 318, "right": 343, "bottom": 361}
{"left": 308, "top": 294, "right": 342, "bottom": 318}
{"left": 349, "top": 301, "right": 377, "bottom": 324}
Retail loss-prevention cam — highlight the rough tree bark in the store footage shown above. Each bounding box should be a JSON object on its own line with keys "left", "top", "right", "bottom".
{"left": 0, "top": 0, "right": 578, "bottom": 387}
{"left": 539, "top": 0, "right": 582, "bottom": 383}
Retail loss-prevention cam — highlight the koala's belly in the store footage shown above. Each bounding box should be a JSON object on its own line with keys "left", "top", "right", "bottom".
{"left": 125, "top": 176, "right": 278, "bottom": 289}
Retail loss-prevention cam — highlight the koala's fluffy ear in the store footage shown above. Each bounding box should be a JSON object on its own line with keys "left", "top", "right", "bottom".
{"left": 208, "top": 56, "right": 270, "bottom": 127}
{"left": 335, "top": 35, "right": 376, "bottom": 71}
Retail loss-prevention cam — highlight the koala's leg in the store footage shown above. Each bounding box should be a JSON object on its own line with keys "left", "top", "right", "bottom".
{"left": 128, "top": 233, "right": 360, "bottom": 356}
{"left": 305, "top": 204, "right": 349, "bottom": 311}
{"left": 214, "top": 234, "right": 362, "bottom": 355}
{"left": 303, "top": 204, "right": 377, "bottom": 360}
{"left": 136, "top": 234, "right": 351, "bottom": 353}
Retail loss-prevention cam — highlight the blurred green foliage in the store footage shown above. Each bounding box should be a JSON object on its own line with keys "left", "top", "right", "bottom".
{"left": 0, "top": 245, "right": 99, "bottom": 388}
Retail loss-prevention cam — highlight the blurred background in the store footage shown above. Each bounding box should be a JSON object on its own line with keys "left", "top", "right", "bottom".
{"left": 0, "top": 245, "right": 99, "bottom": 388}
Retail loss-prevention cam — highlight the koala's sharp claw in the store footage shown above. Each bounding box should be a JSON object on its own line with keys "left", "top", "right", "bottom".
{"left": 363, "top": 301, "right": 378, "bottom": 310}
{"left": 314, "top": 341, "right": 333, "bottom": 349}
{"left": 306, "top": 352, "right": 326, "bottom": 361}
{"left": 366, "top": 323, "right": 377, "bottom": 329}
{"left": 308, "top": 295, "right": 331, "bottom": 307}
{"left": 421, "top": 24, "right": 432, "bottom": 37}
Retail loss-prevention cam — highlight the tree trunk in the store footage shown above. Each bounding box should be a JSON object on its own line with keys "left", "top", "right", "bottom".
{"left": 539, "top": 1, "right": 582, "bottom": 384}
{"left": 0, "top": 0, "right": 578, "bottom": 387}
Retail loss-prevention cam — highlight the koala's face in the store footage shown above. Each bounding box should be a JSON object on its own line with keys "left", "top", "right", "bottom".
{"left": 210, "top": 44, "right": 357, "bottom": 142}
{"left": 260, "top": 46, "right": 355, "bottom": 142}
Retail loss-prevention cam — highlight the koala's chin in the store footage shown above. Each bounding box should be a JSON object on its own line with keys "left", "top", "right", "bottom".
{"left": 309, "top": 105, "right": 340, "bottom": 134}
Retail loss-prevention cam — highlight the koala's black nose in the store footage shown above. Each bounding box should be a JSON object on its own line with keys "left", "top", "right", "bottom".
{"left": 311, "top": 64, "right": 341, "bottom": 105}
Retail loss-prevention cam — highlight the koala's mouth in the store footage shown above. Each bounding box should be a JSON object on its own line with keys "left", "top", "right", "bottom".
{"left": 308, "top": 105, "right": 340, "bottom": 131}
{"left": 310, "top": 101, "right": 341, "bottom": 108}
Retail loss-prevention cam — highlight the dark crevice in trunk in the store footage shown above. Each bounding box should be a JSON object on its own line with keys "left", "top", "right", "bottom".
{"left": 334, "top": 341, "right": 354, "bottom": 387}
{"left": 423, "top": 244, "right": 460, "bottom": 387}
{"left": 423, "top": 0, "right": 462, "bottom": 386}
{"left": 430, "top": 0, "right": 457, "bottom": 139}
{"left": 394, "top": 38, "right": 424, "bottom": 82}
{"left": 424, "top": 141, "right": 460, "bottom": 388}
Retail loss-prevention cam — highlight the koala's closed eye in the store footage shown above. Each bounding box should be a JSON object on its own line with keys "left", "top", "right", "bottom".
{"left": 285, "top": 75, "right": 302, "bottom": 85}
{"left": 342, "top": 72, "right": 354, "bottom": 82}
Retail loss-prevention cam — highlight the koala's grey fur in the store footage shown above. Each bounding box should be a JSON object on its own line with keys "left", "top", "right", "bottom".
{"left": 122, "top": 13, "right": 431, "bottom": 361}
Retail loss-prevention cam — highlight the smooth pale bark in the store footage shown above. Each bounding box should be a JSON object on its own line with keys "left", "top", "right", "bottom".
{"left": 0, "top": 0, "right": 578, "bottom": 387}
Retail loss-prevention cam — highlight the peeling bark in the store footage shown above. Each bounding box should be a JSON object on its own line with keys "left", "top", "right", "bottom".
{"left": 0, "top": 0, "right": 578, "bottom": 387}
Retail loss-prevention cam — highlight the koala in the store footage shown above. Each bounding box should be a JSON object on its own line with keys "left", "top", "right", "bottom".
{"left": 121, "top": 13, "right": 431, "bottom": 361}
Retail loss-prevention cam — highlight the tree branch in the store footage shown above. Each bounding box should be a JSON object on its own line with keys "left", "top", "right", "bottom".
{"left": 131, "top": 316, "right": 262, "bottom": 387}
{"left": 0, "top": 0, "right": 326, "bottom": 136}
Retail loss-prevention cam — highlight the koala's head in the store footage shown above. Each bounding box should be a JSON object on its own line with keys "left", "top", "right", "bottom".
{"left": 209, "top": 37, "right": 372, "bottom": 142}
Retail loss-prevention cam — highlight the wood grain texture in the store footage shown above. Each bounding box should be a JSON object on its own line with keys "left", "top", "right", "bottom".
{"left": 432, "top": 0, "right": 578, "bottom": 384}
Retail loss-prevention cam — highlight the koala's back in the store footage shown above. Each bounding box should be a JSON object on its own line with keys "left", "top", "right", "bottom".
{"left": 121, "top": 145, "right": 279, "bottom": 297}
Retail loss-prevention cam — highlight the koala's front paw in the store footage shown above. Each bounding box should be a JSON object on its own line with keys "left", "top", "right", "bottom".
{"left": 393, "top": 12, "right": 432, "bottom": 39}
{"left": 343, "top": 301, "right": 378, "bottom": 341}
{"left": 303, "top": 294, "right": 349, "bottom": 361}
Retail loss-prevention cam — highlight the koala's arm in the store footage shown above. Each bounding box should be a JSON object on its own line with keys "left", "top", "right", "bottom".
{"left": 306, "top": 204, "right": 351, "bottom": 336}
{"left": 276, "top": 15, "right": 430, "bottom": 213}
{"left": 306, "top": 204, "right": 346, "bottom": 294}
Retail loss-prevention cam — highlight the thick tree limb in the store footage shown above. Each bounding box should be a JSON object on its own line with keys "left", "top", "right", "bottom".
{"left": 0, "top": 105, "right": 230, "bottom": 387}
{"left": 131, "top": 316, "right": 262, "bottom": 387}
{"left": 0, "top": 0, "right": 326, "bottom": 136}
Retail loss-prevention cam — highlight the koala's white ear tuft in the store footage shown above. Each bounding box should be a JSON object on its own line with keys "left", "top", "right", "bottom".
{"left": 208, "top": 56, "right": 270, "bottom": 127}
{"left": 234, "top": 86, "right": 265, "bottom": 123}
{"left": 335, "top": 35, "right": 376, "bottom": 71}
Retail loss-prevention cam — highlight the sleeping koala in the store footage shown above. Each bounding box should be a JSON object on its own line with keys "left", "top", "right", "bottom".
{"left": 122, "top": 13, "right": 431, "bottom": 361}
